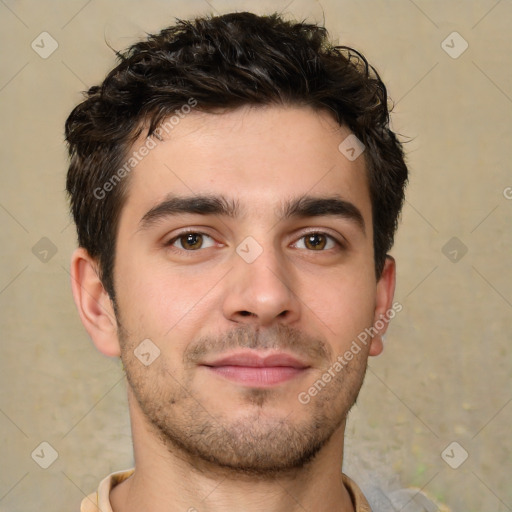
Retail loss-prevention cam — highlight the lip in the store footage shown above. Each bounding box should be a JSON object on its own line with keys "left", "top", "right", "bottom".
{"left": 201, "top": 351, "right": 311, "bottom": 387}
{"left": 205, "top": 351, "right": 310, "bottom": 369}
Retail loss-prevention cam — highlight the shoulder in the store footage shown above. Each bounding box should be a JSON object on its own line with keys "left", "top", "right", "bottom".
{"left": 80, "top": 468, "right": 135, "bottom": 512}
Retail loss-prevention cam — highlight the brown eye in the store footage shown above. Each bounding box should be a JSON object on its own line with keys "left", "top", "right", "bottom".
{"left": 169, "top": 232, "right": 215, "bottom": 251}
{"left": 304, "top": 233, "right": 327, "bottom": 250}
{"left": 180, "top": 233, "right": 203, "bottom": 250}
{"left": 294, "top": 232, "right": 339, "bottom": 251}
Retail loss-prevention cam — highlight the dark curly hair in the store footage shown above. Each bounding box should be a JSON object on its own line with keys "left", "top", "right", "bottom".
{"left": 65, "top": 11, "right": 408, "bottom": 301}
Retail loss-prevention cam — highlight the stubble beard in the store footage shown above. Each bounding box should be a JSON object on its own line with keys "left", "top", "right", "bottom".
{"left": 119, "top": 322, "right": 368, "bottom": 479}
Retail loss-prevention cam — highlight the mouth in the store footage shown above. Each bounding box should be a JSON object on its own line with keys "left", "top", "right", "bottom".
{"left": 200, "top": 351, "right": 311, "bottom": 387}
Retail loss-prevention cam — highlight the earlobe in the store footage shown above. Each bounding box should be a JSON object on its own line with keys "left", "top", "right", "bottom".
{"left": 369, "top": 255, "right": 396, "bottom": 357}
{"left": 70, "top": 247, "right": 121, "bottom": 357}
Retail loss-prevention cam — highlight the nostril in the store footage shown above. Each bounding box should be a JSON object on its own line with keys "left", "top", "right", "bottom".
{"left": 239, "top": 311, "right": 252, "bottom": 317}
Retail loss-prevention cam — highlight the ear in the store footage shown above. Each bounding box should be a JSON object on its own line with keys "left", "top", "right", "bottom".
{"left": 70, "top": 247, "right": 121, "bottom": 357}
{"left": 369, "top": 255, "right": 396, "bottom": 357}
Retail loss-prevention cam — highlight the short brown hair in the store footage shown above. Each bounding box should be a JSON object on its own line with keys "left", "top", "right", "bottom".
{"left": 65, "top": 11, "right": 408, "bottom": 301}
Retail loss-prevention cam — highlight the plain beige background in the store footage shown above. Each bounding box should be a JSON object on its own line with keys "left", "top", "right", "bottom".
{"left": 0, "top": 0, "right": 511, "bottom": 511}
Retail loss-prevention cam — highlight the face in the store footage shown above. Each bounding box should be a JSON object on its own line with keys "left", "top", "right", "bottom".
{"left": 108, "top": 105, "right": 394, "bottom": 476}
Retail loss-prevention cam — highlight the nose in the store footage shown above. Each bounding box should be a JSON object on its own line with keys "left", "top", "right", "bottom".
{"left": 222, "top": 242, "right": 301, "bottom": 328}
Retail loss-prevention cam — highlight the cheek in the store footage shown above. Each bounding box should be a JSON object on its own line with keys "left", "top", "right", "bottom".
{"left": 301, "top": 267, "right": 376, "bottom": 344}
{"left": 115, "top": 259, "right": 216, "bottom": 347}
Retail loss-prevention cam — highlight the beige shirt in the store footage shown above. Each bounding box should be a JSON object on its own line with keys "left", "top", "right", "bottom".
{"left": 80, "top": 469, "right": 372, "bottom": 511}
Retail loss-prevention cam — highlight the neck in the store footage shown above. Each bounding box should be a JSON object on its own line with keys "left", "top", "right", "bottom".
{"left": 110, "top": 390, "right": 355, "bottom": 512}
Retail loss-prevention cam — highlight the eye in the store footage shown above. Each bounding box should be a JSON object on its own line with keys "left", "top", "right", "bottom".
{"left": 293, "top": 232, "right": 339, "bottom": 251}
{"left": 167, "top": 231, "right": 216, "bottom": 251}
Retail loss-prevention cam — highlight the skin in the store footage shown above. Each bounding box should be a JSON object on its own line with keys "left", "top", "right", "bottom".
{"left": 71, "top": 104, "right": 396, "bottom": 512}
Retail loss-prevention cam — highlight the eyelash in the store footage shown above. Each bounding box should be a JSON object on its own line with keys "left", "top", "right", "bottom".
{"left": 165, "top": 229, "right": 345, "bottom": 253}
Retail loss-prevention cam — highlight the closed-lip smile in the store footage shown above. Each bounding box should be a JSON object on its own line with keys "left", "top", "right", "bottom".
{"left": 201, "top": 350, "right": 311, "bottom": 387}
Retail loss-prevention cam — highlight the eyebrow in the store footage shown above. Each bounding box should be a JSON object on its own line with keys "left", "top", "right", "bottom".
{"left": 138, "top": 193, "right": 365, "bottom": 234}
{"left": 278, "top": 194, "right": 365, "bottom": 234}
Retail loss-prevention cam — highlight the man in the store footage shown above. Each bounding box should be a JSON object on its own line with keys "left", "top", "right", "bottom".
{"left": 66, "top": 11, "right": 410, "bottom": 511}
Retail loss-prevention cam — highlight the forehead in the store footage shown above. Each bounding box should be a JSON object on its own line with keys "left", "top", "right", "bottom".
{"left": 118, "top": 105, "right": 371, "bottom": 229}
